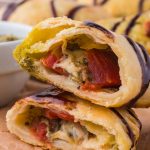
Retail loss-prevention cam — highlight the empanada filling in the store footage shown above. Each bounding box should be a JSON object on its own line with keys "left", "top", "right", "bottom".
{"left": 16, "top": 105, "right": 118, "bottom": 149}
{"left": 39, "top": 35, "right": 121, "bottom": 91}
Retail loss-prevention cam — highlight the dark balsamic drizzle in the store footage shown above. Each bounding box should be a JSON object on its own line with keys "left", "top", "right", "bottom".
{"left": 99, "top": 0, "right": 109, "bottom": 5}
{"left": 111, "top": 108, "right": 135, "bottom": 149}
{"left": 138, "top": 43, "right": 150, "bottom": 86}
{"left": 50, "top": 0, "right": 57, "bottom": 17}
{"left": 36, "top": 85, "right": 64, "bottom": 97}
{"left": 138, "top": 0, "right": 145, "bottom": 13}
{"left": 67, "top": 5, "right": 86, "bottom": 19}
{"left": 84, "top": 21, "right": 114, "bottom": 39}
{"left": 124, "top": 13, "right": 141, "bottom": 35}
{"left": 93, "top": 0, "right": 97, "bottom": 5}
{"left": 125, "top": 37, "right": 150, "bottom": 107}
{"left": 127, "top": 109, "right": 142, "bottom": 131}
{"left": 111, "top": 17, "right": 125, "bottom": 32}
{"left": 92, "top": 0, "right": 109, "bottom": 6}
{"left": 2, "top": 0, "right": 26, "bottom": 21}
{"left": 138, "top": 44, "right": 150, "bottom": 66}
{"left": 31, "top": 86, "right": 76, "bottom": 109}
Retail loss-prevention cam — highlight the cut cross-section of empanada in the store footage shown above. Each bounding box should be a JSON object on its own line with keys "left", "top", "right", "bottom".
{"left": 13, "top": 17, "right": 150, "bottom": 107}
{"left": 6, "top": 86, "right": 141, "bottom": 150}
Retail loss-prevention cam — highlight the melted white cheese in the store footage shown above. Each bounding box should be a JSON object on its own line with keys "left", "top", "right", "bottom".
{"left": 54, "top": 57, "right": 81, "bottom": 78}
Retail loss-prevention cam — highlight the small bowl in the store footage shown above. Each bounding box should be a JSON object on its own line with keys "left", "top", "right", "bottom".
{"left": 0, "top": 21, "right": 32, "bottom": 107}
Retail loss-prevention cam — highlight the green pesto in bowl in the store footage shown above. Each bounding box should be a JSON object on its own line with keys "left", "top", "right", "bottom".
{"left": 0, "top": 34, "right": 19, "bottom": 42}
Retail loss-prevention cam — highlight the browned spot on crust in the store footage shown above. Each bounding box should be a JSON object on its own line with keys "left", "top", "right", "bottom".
{"left": 17, "top": 100, "right": 25, "bottom": 105}
{"left": 144, "top": 21, "right": 150, "bottom": 37}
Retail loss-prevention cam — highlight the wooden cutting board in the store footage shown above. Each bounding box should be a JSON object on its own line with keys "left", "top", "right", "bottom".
{"left": 0, "top": 80, "right": 149, "bottom": 150}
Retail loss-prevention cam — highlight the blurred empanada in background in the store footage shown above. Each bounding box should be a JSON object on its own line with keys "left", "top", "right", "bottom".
{"left": 1, "top": 0, "right": 150, "bottom": 26}
{"left": 0, "top": 0, "right": 106, "bottom": 25}
{"left": 77, "top": 0, "right": 150, "bottom": 17}
{"left": 97, "top": 11, "right": 150, "bottom": 54}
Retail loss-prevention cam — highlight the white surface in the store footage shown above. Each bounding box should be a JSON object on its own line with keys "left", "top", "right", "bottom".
{"left": 0, "top": 21, "right": 32, "bottom": 106}
{"left": 0, "top": 71, "right": 29, "bottom": 107}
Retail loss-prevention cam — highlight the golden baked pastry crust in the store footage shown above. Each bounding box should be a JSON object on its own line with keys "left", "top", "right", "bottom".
{"left": 6, "top": 87, "right": 141, "bottom": 150}
{"left": 13, "top": 17, "right": 150, "bottom": 107}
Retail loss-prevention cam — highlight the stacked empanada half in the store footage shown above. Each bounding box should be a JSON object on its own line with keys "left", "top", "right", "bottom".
{"left": 7, "top": 17, "right": 150, "bottom": 150}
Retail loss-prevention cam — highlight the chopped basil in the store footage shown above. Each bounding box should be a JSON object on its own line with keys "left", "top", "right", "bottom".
{"left": 82, "top": 58, "right": 88, "bottom": 65}
{"left": 67, "top": 42, "right": 80, "bottom": 51}
{"left": 25, "top": 122, "right": 30, "bottom": 126}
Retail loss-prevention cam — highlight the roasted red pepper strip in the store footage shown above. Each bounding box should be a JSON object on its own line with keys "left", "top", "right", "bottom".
{"left": 41, "top": 53, "right": 67, "bottom": 75}
{"left": 31, "top": 121, "right": 48, "bottom": 141}
{"left": 82, "top": 50, "right": 121, "bottom": 90}
{"left": 44, "top": 109, "right": 74, "bottom": 122}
